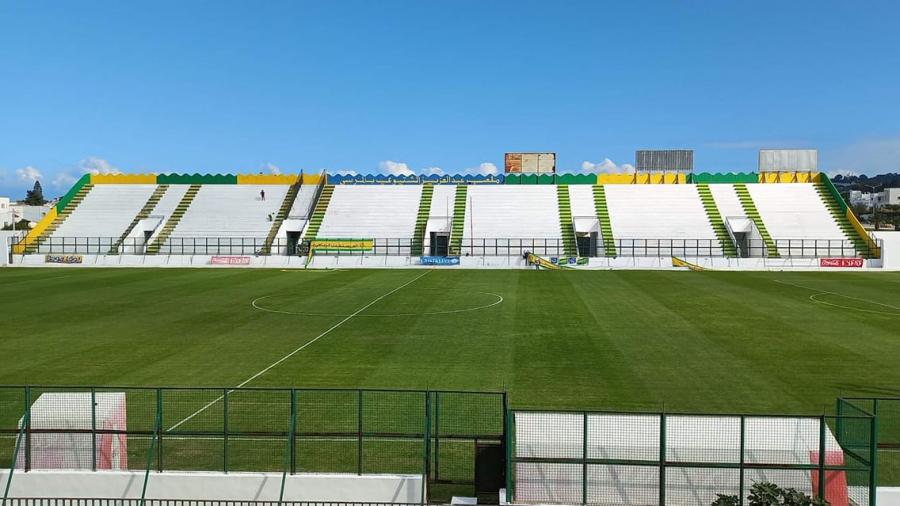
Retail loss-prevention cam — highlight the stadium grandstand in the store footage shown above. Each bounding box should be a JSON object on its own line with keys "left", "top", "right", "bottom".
{"left": 2, "top": 150, "right": 891, "bottom": 271}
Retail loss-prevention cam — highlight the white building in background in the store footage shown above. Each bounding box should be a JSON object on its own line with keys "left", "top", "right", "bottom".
{"left": 849, "top": 188, "right": 900, "bottom": 209}
{"left": 879, "top": 188, "right": 900, "bottom": 207}
{"left": 0, "top": 198, "right": 53, "bottom": 228}
{"left": 12, "top": 202, "right": 52, "bottom": 222}
{"left": 0, "top": 197, "right": 13, "bottom": 228}
{"left": 849, "top": 190, "right": 875, "bottom": 207}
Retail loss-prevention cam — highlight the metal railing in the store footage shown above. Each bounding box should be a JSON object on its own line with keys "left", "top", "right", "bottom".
{"left": 507, "top": 408, "right": 876, "bottom": 506}
{"left": 0, "top": 386, "right": 505, "bottom": 501}
{"left": 840, "top": 397, "right": 900, "bottom": 487}
{"left": 1, "top": 501, "right": 426, "bottom": 506}
{"left": 10, "top": 236, "right": 878, "bottom": 259}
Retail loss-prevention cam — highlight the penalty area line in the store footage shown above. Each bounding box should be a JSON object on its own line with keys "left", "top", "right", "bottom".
{"left": 167, "top": 269, "right": 432, "bottom": 431}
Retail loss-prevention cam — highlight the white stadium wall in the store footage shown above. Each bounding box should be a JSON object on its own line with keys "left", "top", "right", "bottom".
{"left": 0, "top": 470, "right": 424, "bottom": 502}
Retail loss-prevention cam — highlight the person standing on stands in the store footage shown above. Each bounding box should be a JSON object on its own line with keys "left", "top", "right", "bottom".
{"left": 260, "top": 189, "right": 266, "bottom": 201}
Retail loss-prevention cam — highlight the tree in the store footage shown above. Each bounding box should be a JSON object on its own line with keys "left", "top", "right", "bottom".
{"left": 850, "top": 203, "right": 871, "bottom": 224}
{"left": 711, "top": 482, "right": 830, "bottom": 506}
{"left": 876, "top": 204, "right": 900, "bottom": 230}
{"left": 24, "top": 180, "right": 47, "bottom": 205}
{"left": 1, "top": 219, "right": 31, "bottom": 231}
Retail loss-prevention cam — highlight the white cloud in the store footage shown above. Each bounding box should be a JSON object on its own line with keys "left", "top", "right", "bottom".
{"left": 581, "top": 159, "right": 635, "bottom": 174}
{"left": 465, "top": 162, "right": 499, "bottom": 176}
{"left": 422, "top": 167, "right": 444, "bottom": 176}
{"left": 15, "top": 166, "right": 42, "bottom": 183}
{"left": 52, "top": 173, "right": 78, "bottom": 189}
{"left": 334, "top": 169, "right": 358, "bottom": 176}
{"left": 378, "top": 160, "right": 415, "bottom": 177}
{"left": 827, "top": 169, "right": 859, "bottom": 179}
{"left": 79, "top": 156, "right": 120, "bottom": 175}
{"left": 16, "top": 166, "right": 43, "bottom": 183}
{"left": 264, "top": 163, "right": 282, "bottom": 175}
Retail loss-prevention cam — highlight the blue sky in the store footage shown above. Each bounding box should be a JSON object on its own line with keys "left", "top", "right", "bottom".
{"left": 2, "top": 0, "right": 900, "bottom": 198}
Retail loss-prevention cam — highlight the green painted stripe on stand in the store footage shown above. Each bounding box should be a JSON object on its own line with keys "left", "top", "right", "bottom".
{"left": 592, "top": 185, "right": 617, "bottom": 257}
{"left": 556, "top": 185, "right": 577, "bottom": 257}
{"left": 696, "top": 184, "right": 737, "bottom": 258}
{"left": 303, "top": 185, "right": 335, "bottom": 240}
{"left": 260, "top": 180, "right": 303, "bottom": 255}
{"left": 146, "top": 185, "right": 202, "bottom": 255}
{"left": 449, "top": 185, "right": 467, "bottom": 255}
{"left": 410, "top": 184, "right": 434, "bottom": 256}
{"left": 733, "top": 184, "right": 780, "bottom": 258}
{"left": 109, "top": 185, "right": 170, "bottom": 254}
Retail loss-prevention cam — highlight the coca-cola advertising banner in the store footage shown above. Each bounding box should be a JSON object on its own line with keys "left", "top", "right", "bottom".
{"left": 819, "top": 258, "right": 864, "bottom": 268}
{"left": 210, "top": 256, "right": 251, "bottom": 265}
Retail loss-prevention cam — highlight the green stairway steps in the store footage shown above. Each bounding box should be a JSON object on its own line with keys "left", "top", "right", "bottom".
{"left": 302, "top": 184, "right": 334, "bottom": 240}
{"left": 556, "top": 185, "right": 577, "bottom": 257}
{"left": 449, "top": 185, "right": 467, "bottom": 255}
{"left": 24, "top": 184, "right": 94, "bottom": 253}
{"left": 696, "top": 184, "right": 738, "bottom": 257}
{"left": 146, "top": 184, "right": 201, "bottom": 255}
{"left": 591, "top": 185, "right": 617, "bottom": 257}
{"left": 812, "top": 181, "right": 872, "bottom": 256}
{"left": 109, "top": 185, "right": 169, "bottom": 254}
{"left": 733, "top": 184, "right": 780, "bottom": 258}
{"left": 260, "top": 181, "right": 302, "bottom": 256}
{"left": 410, "top": 184, "right": 434, "bottom": 256}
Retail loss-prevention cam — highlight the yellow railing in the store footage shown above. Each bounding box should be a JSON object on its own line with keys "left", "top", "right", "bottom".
{"left": 12, "top": 207, "right": 57, "bottom": 254}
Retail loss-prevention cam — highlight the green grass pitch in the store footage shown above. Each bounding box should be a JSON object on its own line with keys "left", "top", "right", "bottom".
{"left": 1, "top": 267, "right": 898, "bottom": 413}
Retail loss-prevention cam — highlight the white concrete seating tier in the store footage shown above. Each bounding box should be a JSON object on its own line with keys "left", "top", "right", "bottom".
{"left": 604, "top": 184, "right": 719, "bottom": 257}
{"left": 151, "top": 185, "right": 190, "bottom": 219}
{"left": 41, "top": 185, "right": 157, "bottom": 253}
{"left": 747, "top": 184, "right": 850, "bottom": 256}
{"left": 317, "top": 185, "right": 423, "bottom": 255}
{"left": 165, "top": 185, "right": 289, "bottom": 255}
{"left": 462, "top": 186, "right": 560, "bottom": 256}
{"left": 568, "top": 186, "right": 595, "bottom": 219}
{"left": 708, "top": 184, "right": 745, "bottom": 221}
{"left": 289, "top": 185, "right": 319, "bottom": 219}
{"left": 568, "top": 185, "right": 598, "bottom": 234}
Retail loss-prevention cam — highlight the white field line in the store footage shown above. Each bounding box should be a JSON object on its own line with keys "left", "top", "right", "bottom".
{"left": 167, "top": 269, "right": 432, "bottom": 431}
{"left": 774, "top": 279, "right": 900, "bottom": 315}
{"left": 251, "top": 288, "right": 503, "bottom": 317}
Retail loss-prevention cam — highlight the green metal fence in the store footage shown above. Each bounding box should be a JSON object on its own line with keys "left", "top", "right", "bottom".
{"left": 840, "top": 397, "right": 900, "bottom": 488}
{"left": 2, "top": 501, "right": 430, "bottom": 506}
{"left": 507, "top": 408, "right": 876, "bottom": 506}
{"left": 1, "top": 389, "right": 885, "bottom": 506}
{"left": 0, "top": 386, "right": 506, "bottom": 502}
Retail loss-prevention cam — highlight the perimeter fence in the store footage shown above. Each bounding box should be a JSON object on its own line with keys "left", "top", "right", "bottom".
{"left": 3, "top": 500, "right": 428, "bottom": 506}
{"left": 1, "top": 389, "right": 889, "bottom": 506}
{"left": 840, "top": 396, "right": 900, "bottom": 487}
{"left": 0, "top": 386, "right": 506, "bottom": 501}
{"left": 11, "top": 236, "right": 878, "bottom": 259}
{"left": 507, "top": 408, "right": 876, "bottom": 506}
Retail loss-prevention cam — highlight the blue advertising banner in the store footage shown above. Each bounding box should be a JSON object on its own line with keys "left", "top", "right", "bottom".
{"left": 420, "top": 256, "right": 460, "bottom": 266}
{"left": 549, "top": 257, "right": 587, "bottom": 266}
